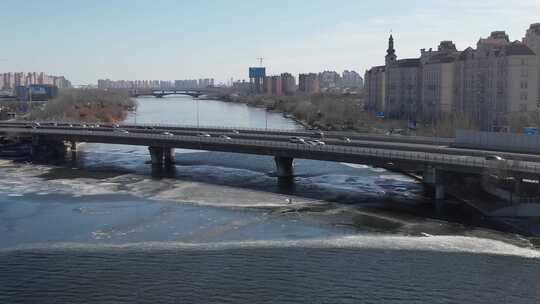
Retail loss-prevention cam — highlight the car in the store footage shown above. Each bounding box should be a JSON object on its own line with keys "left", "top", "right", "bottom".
{"left": 114, "top": 129, "right": 129, "bottom": 134}
{"left": 312, "top": 131, "right": 325, "bottom": 139}
{"left": 219, "top": 135, "right": 232, "bottom": 140}
{"left": 485, "top": 155, "right": 504, "bottom": 161}
{"left": 198, "top": 132, "right": 211, "bottom": 137}
{"left": 307, "top": 140, "right": 325, "bottom": 146}
{"left": 342, "top": 137, "right": 352, "bottom": 143}
{"left": 112, "top": 124, "right": 120, "bottom": 128}
{"left": 231, "top": 130, "right": 240, "bottom": 134}
{"left": 162, "top": 131, "right": 174, "bottom": 136}
{"left": 289, "top": 136, "right": 306, "bottom": 144}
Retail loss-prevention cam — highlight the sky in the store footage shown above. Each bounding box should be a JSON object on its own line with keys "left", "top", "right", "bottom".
{"left": 1, "top": 0, "right": 540, "bottom": 85}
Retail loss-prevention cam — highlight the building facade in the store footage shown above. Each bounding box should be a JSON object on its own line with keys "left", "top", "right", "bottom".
{"left": 281, "top": 73, "right": 296, "bottom": 94}
{"left": 298, "top": 73, "right": 320, "bottom": 94}
{"left": 365, "top": 25, "right": 540, "bottom": 131}
{"left": 0, "top": 72, "right": 71, "bottom": 91}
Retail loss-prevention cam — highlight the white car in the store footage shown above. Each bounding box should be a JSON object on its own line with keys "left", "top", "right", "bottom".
{"left": 162, "top": 131, "right": 174, "bottom": 136}
{"left": 307, "top": 140, "right": 325, "bottom": 146}
{"left": 219, "top": 135, "right": 232, "bottom": 140}
{"left": 289, "top": 137, "right": 306, "bottom": 144}
{"left": 198, "top": 132, "right": 211, "bottom": 137}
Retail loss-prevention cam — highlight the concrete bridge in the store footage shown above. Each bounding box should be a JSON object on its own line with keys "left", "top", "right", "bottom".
{"left": 128, "top": 89, "right": 205, "bottom": 98}
{"left": 1, "top": 122, "right": 540, "bottom": 216}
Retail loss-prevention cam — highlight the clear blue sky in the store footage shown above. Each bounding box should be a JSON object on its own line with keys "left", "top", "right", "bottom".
{"left": 1, "top": 0, "right": 539, "bottom": 85}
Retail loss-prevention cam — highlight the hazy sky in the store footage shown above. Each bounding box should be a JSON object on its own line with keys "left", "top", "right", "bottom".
{"left": 1, "top": 0, "right": 539, "bottom": 85}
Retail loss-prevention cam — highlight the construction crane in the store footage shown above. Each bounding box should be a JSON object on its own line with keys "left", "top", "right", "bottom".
{"left": 256, "top": 57, "right": 264, "bottom": 67}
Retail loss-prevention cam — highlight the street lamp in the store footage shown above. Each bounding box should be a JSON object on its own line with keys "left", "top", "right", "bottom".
{"left": 265, "top": 107, "right": 268, "bottom": 130}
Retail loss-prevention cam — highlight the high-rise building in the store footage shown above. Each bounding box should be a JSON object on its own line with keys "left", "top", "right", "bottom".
{"left": 342, "top": 70, "right": 364, "bottom": 88}
{"left": 298, "top": 73, "right": 320, "bottom": 94}
{"left": 281, "top": 73, "right": 296, "bottom": 94}
{"left": 318, "top": 71, "right": 341, "bottom": 89}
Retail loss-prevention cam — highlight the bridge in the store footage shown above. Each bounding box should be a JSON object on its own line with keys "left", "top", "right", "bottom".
{"left": 128, "top": 89, "right": 205, "bottom": 98}
{"left": 1, "top": 122, "right": 540, "bottom": 216}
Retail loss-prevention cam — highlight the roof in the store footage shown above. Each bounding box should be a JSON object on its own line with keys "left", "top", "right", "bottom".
{"left": 504, "top": 41, "right": 536, "bottom": 56}
{"left": 458, "top": 47, "right": 475, "bottom": 61}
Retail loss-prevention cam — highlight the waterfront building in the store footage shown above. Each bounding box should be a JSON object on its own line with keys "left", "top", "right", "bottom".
{"left": 364, "top": 66, "right": 385, "bottom": 112}
{"left": 364, "top": 24, "right": 540, "bottom": 130}
{"left": 523, "top": 23, "right": 540, "bottom": 109}
{"left": 263, "top": 75, "right": 283, "bottom": 96}
{"left": 298, "top": 73, "right": 320, "bottom": 94}
{"left": 281, "top": 73, "right": 296, "bottom": 95}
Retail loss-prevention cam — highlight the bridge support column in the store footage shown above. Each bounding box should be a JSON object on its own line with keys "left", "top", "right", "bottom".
{"left": 149, "top": 146, "right": 164, "bottom": 166}
{"left": 274, "top": 157, "right": 294, "bottom": 178}
{"left": 163, "top": 148, "right": 175, "bottom": 166}
{"left": 70, "top": 141, "right": 77, "bottom": 151}
{"left": 435, "top": 184, "right": 446, "bottom": 201}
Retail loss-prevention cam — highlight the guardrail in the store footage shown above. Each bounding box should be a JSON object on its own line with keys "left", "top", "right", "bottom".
{"left": 11, "top": 127, "right": 540, "bottom": 175}
{"left": 0, "top": 121, "right": 454, "bottom": 145}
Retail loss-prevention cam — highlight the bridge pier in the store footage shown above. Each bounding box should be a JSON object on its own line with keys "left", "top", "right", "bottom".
{"left": 149, "top": 146, "right": 164, "bottom": 165}
{"left": 274, "top": 157, "right": 294, "bottom": 178}
{"left": 149, "top": 146, "right": 175, "bottom": 167}
{"left": 423, "top": 166, "right": 447, "bottom": 213}
{"left": 163, "top": 148, "right": 176, "bottom": 165}
{"left": 31, "top": 135, "right": 67, "bottom": 161}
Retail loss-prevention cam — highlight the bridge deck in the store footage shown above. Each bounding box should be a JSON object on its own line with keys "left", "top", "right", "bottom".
{"left": 1, "top": 125, "right": 539, "bottom": 177}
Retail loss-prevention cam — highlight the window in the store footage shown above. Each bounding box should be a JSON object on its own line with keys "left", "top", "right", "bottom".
{"left": 521, "top": 69, "right": 529, "bottom": 77}
{"left": 520, "top": 103, "right": 528, "bottom": 112}
{"left": 521, "top": 81, "right": 528, "bottom": 89}
{"left": 520, "top": 92, "right": 528, "bottom": 100}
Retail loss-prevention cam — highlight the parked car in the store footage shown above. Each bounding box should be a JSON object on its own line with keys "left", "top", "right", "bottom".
{"left": 198, "top": 132, "right": 211, "bottom": 137}
{"left": 219, "top": 135, "right": 232, "bottom": 140}
{"left": 307, "top": 140, "right": 326, "bottom": 146}
{"left": 162, "top": 131, "right": 174, "bottom": 136}
{"left": 231, "top": 130, "right": 240, "bottom": 134}
{"left": 342, "top": 137, "right": 352, "bottom": 143}
{"left": 114, "top": 129, "right": 129, "bottom": 134}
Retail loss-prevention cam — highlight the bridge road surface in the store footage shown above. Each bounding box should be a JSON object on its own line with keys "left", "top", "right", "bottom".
{"left": 1, "top": 124, "right": 540, "bottom": 179}
{"left": 1, "top": 121, "right": 540, "bottom": 164}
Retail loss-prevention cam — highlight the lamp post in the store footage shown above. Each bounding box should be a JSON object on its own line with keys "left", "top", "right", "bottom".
{"left": 265, "top": 107, "right": 268, "bottom": 130}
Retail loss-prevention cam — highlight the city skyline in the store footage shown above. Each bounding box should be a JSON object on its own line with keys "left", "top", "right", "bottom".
{"left": 1, "top": 1, "right": 540, "bottom": 85}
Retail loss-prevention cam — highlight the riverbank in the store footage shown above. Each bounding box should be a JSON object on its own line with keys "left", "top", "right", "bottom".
{"left": 29, "top": 89, "right": 137, "bottom": 123}
{"left": 207, "top": 91, "right": 481, "bottom": 137}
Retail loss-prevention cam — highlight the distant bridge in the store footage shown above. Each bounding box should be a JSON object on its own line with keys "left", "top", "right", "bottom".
{"left": 128, "top": 89, "right": 205, "bottom": 98}
{"left": 1, "top": 122, "right": 539, "bottom": 216}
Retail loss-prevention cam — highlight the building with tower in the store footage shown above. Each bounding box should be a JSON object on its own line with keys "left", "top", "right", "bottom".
{"left": 365, "top": 24, "right": 540, "bottom": 131}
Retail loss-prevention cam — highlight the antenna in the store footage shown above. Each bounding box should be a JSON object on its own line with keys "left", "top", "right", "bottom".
{"left": 256, "top": 57, "right": 264, "bottom": 67}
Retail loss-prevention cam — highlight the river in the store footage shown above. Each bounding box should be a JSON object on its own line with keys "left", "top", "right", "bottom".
{"left": 1, "top": 96, "right": 539, "bottom": 303}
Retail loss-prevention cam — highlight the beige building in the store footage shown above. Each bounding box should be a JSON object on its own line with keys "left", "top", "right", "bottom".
{"left": 364, "top": 66, "right": 385, "bottom": 111}
{"left": 365, "top": 24, "right": 540, "bottom": 131}
{"left": 454, "top": 31, "right": 539, "bottom": 130}
{"left": 420, "top": 41, "right": 460, "bottom": 121}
